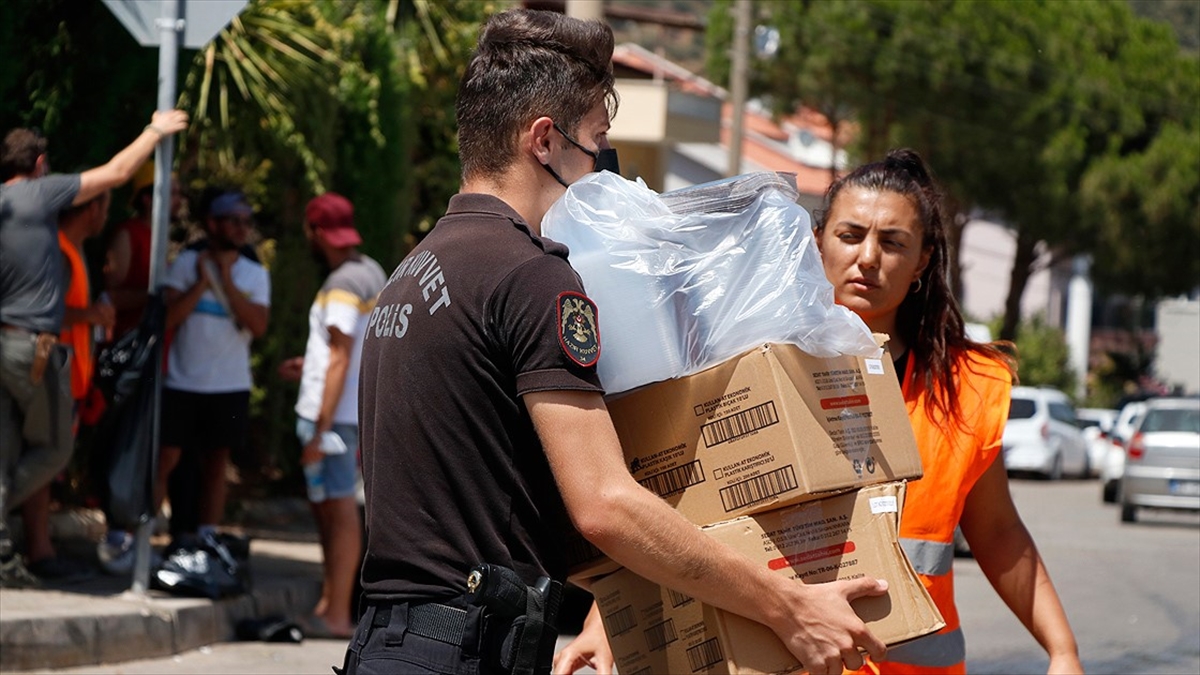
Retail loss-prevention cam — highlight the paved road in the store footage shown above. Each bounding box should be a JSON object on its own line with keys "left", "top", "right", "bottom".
{"left": 27, "top": 636, "right": 594, "bottom": 674}
{"left": 29, "top": 478, "right": 1199, "bottom": 674}
{"left": 959, "top": 477, "right": 1200, "bottom": 675}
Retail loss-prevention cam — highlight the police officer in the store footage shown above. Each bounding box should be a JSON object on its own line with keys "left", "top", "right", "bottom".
{"left": 349, "top": 9, "right": 889, "bottom": 675}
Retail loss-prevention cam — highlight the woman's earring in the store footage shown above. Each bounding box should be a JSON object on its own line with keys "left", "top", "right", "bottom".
{"left": 910, "top": 277, "right": 923, "bottom": 294}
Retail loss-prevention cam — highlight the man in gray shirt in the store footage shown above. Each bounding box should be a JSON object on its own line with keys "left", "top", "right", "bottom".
{"left": 0, "top": 109, "right": 188, "bottom": 586}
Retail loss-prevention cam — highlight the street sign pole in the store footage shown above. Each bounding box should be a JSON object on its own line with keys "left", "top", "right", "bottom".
{"left": 103, "top": 0, "right": 244, "bottom": 597}
{"left": 130, "top": 0, "right": 180, "bottom": 596}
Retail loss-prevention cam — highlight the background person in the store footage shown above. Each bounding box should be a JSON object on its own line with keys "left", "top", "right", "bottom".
{"left": 277, "top": 192, "right": 385, "bottom": 639}
{"left": 17, "top": 189, "right": 118, "bottom": 582}
{"left": 349, "top": 10, "right": 887, "bottom": 675}
{"left": 815, "top": 148, "right": 1082, "bottom": 675}
{"left": 0, "top": 111, "right": 187, "bottom": 586}
{"left": 104, "top": 160, "right": 184, "bottom": 341}
{"left": 154, "top": 191, "right": 269, "bottom": 553}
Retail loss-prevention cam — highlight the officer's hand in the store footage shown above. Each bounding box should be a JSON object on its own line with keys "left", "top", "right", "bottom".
{"left": 553, "top": 603, "right": 613, "bottom": 675}
{"left": 770, "top": 577, "right": 888, "bottom": 675}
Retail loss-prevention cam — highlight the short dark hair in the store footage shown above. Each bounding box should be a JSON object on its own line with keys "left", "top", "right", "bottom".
{"left": 0, "top": 128, "right": 47, "bottom": 181}
{"left": 456, "top": 9, "right": 617, "bottom": 181}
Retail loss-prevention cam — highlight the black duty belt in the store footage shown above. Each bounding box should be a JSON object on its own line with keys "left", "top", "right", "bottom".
{"left": 371, "top": 602, "right": 468, "bottom": 646}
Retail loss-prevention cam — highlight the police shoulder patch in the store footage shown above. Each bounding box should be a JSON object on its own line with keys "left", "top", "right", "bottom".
{"left": 556, "top": 291, "right": 600, "bottom": 368}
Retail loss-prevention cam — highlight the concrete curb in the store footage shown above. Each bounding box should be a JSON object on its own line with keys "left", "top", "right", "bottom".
{"left": 1, "top": 506, "right": 325, "bottom": 672}
{"left": 1, "top": 559, "right": 322, "bottom": 672}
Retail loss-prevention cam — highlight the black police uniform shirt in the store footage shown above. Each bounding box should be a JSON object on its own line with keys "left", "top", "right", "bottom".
{"left": 358, "top": 193, "right": 604, "bottom": 605}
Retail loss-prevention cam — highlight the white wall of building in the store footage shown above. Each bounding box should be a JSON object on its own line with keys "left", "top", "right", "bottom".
{"left": 958, "top": 219, "right": 1059, "bottom": 325}
{"left": 1155, "top": 298, "right": 1200, "bottom": 394}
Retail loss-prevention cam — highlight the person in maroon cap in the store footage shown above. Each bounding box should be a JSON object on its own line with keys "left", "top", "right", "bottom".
{"left": 278, "top": 192, "right": 386, "bottom": 638}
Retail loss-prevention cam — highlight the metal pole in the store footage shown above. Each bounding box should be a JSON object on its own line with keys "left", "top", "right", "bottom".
{"left": 727, "top": 0, "right": 750, "bottom": 177}
{"left": 131, "top": 0, "right": 181, "bottom": 596}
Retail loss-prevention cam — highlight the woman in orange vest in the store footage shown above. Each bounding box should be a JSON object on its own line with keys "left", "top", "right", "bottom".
{"left": 816, "top": 149, "right": 1082, "bottom": 674}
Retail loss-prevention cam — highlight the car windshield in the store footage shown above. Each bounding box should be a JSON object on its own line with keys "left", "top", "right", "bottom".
{"left": 1140, "top": 408, "right": 1200, "bottom": 434}
{"left": 1009, "top": 398, "right": 1036, "bottom": 420}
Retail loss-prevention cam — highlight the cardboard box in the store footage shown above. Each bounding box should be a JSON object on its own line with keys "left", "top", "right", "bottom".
{"left": 591, "top": 482, "right": 944, "bottom": 675}
{"left": 605, "top": 341, "right": 922, "bottom": 527}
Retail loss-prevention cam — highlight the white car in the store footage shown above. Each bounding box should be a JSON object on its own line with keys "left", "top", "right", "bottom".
{"left": 1119, "top": 397, "right": 1200, "bottom": 523}
{"left": 1002, "top": 386, "right": 1090, "bottom": 479}
{"left": 1076, "top": 407, "right": 1118, "bottom": 478}
{"left": 1100, "top": 401, "right": 1149, "bottom": 502}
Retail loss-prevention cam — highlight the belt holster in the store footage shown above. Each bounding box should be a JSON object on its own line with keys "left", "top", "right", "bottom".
{"left": 466, "top": 564, "right": 562, "bottom": 675}
{"left": 30, "top": 333, "right": 56, "bottom": 385}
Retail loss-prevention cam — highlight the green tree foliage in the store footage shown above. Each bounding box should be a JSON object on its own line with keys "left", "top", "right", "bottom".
{"left": 989, "top": 316, "right": 1077, "bottom": 398}
{"left": 706, "top": 0, "right": 1197, "bottom": 340}
{"left": 1081, "top": 121, "right": 1200, "bottom": 297}
{"left": 0, "top": 0, "right": 158, "bottom": 174}
{"left": 388, "top": 0, "right": 491, "bottom": 244}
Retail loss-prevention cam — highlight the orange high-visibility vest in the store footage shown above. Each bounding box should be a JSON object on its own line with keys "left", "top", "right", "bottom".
{"left": 857, "top": 349, "right": 1012, "bottom": 675}
{"left": 58, "top": 231, "right": 92, "bottom": 400}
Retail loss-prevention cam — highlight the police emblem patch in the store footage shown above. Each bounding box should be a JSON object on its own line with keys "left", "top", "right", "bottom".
{"left": 557, "top": 292, "right": 600, "bottom": 367}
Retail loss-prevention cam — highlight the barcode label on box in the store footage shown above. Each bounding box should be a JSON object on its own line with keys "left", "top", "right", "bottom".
{"left": 720, "top": 465, "right": 798, "bottom": 512}
{"left": 604, "top": 605, "right": 637, "bottom": 637}
{"left": 644, "top": 619, "right": 678, "bottom": 652}
{"left": 638, "top": 460, "right": 705, "bottom": 497}
{"left": 687, "top": 637, "right": 724, "bottom": 672}
{"left": 865, "top": 358, "right": 885, "bottom": 375}
{"left": 702, "top": 401, "right": 779, "bottom": 447}
{"left": 667, "top": 588, "right": 694, "bottom": 608}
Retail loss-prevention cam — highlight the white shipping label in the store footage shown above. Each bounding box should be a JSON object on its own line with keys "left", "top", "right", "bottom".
{"left": 864, "top": 358, "right": 885, "bottom": 375}
{"left": 869, "top": 496, "right": 898, "bottom": 514}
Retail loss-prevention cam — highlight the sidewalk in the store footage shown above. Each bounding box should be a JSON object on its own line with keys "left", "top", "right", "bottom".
{"left": 0, "top": 498, "right": 326, "bottom": 672}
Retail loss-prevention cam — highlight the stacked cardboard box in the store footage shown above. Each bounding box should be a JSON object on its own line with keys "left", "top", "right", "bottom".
{"left": 568, "top": 341, "right": 945, "bottom": 674}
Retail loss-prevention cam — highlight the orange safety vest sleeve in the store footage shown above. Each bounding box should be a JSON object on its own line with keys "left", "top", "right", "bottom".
{"left": 58, "top": 231, "right": 92, "bottom": 400}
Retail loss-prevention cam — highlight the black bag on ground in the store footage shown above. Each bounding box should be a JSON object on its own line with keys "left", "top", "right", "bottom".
{"left": 152, "top": 533, "right": 249, "bottom": 599}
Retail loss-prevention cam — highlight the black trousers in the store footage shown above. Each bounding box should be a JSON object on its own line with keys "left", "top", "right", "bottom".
{"left": 340, "top": 602, "right": 520, "bottom": 675}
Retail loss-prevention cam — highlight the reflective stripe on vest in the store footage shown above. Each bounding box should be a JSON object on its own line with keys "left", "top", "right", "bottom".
{"left": 899, "top": 537, "right": 954, "bottom": 576}
{"left": 886, "top": 626, "right": 966, "bottom": 668}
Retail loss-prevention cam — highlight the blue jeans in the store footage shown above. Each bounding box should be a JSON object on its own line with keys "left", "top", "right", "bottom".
{"left": 295, "top": 418, "right": 359, "bottom": 503}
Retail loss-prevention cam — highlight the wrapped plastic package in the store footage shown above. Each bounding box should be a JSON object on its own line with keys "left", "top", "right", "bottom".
{"left": 542, "top": 171, "right": 880, "bottom": 394}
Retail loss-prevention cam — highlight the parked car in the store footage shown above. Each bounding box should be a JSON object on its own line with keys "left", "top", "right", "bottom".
{"left": 1119, "top": 397, "right": 1200, "bottom": 523}
{"left": 1100, "top": 400, "right": 1149, "bottom": 502}
{"left": 1076, "top": 407, "right": 1118, "bottom": 478}
{"left": 1002, "top": 386, "right": 1090, "bottom": 479}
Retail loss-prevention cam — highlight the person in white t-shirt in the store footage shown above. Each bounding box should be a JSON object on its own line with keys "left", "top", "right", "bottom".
{"left": 155, "top": 191, "right": 270, "bottom": 552}
{"left": 277, "top": 192, "right": 385, "bottom": 639}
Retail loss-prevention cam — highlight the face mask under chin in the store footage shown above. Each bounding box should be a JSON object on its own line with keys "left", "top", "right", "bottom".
{"left": 542, "top": 122, "right": 621, "bottom": 188}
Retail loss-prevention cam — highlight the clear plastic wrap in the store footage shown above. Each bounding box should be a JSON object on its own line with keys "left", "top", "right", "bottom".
{"left": 542, "top": 171, "right": 881, "bottom": 394}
